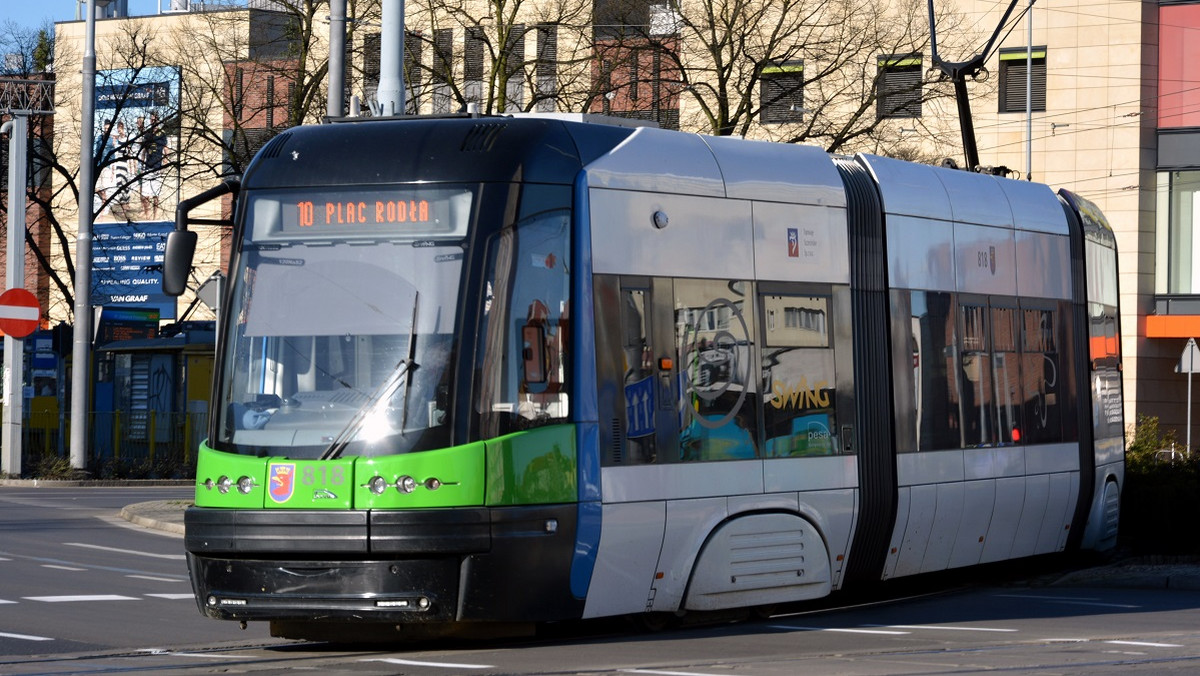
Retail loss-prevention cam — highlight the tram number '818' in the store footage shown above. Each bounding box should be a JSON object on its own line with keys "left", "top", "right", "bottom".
{"left": 296, "top": 199, "right": 431, "bottom": 227}
{"left": 301, "top": 466, "right": 347, "bottom": 486}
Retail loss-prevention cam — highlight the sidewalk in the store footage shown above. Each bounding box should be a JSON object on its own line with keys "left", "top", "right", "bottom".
{"left": 121, "top": 499, "right": 188, "bottom": 535}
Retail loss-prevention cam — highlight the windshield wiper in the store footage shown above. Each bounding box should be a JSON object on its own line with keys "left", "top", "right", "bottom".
{"left": 319, "top": 293, "right": 419, "bottom": 460}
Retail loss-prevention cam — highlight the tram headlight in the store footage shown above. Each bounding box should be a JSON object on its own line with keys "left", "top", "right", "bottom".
{"left": 216, "top": 476, "right": 233, "bottom": 494}
{"left": 236, "top": 476, "right": 255, "bottom": 494}
{"left": 396, "top": 475, "right": 417, "bottom": 494}
{"left": 367, "top": 475, "right": 389, "bottom": 495}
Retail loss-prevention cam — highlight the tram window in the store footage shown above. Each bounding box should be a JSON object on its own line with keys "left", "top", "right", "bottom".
{"left": 1020, "top": 305, "right": 1063, "bottom": 444}
{"left": 960, "top": 302, "right": 997, "bottom": 447}
{"left": 899, "top": 291, "right": 960, "bottom": 452}
{"left": 676, "top": 279, "right": 758, "bottom": 461}
{"left": 762, "top": 295, "right": 836, "bottom": 456}
{"left": 621, "top": 285, "right": 657, "bottom": 463}
{"left": 474, "top": 186, "right": 571, "bottom": 438}
{"left": 990, "top": 305, "right": 1021, "bottom": 445}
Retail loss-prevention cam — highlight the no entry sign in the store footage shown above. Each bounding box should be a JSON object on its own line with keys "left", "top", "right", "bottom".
{"left": 0, "top": 288, "right": 40, "bottom": 338}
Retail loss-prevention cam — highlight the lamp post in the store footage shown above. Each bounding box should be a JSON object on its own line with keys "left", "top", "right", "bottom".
{"left": 71, "top": 0, "right": 111, "bottom": 470}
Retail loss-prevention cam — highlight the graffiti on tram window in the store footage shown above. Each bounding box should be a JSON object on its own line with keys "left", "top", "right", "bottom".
{"left": 675, "top": 280, "right": 757, "bottom": 461}
{"left": 761, "top": 294, "right": 836, "bottom": 457}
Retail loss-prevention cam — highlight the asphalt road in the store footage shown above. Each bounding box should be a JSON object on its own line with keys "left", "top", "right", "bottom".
{"left": 0, "top": 484, "right": 281, "bottom": 657}
{"left": 5, "top": 484, "right": 1200, "bottom": 676}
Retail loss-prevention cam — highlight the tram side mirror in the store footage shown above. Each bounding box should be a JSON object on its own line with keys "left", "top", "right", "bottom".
{"left": 162, "top": 230, "right": 198, "bottom": 297}
{"left": 522, "top": 324, "right": 548, "bottom": 384}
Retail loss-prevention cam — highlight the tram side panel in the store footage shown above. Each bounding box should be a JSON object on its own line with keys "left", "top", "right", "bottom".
{"left": 580, "top": 128, "right": 859, "bottom": 617}
{"left": 861, "top": 154, "right": 1090, "bottom": 580}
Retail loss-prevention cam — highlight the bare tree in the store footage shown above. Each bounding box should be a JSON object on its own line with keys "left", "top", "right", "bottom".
{"left": 398, "top": 0, "right": 598, "bottom": 115}
{"left": 595, "top": 0, "right": 985, "bottom": 155}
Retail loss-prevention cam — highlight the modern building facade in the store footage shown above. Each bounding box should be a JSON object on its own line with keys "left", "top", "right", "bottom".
{"left": 43, "top": 0, "right": 1200, "bottom": 443}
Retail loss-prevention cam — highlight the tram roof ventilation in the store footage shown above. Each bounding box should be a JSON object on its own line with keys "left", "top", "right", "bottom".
{"left": 461, "top": 123, "right": 506, "bottom": 153}
{"left": 259, "top": 131, "right": 293, "bottom": 160}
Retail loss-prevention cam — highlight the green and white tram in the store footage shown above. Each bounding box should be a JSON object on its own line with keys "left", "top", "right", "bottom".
{"left": 166, "top": 114, "right": 1124, "bottom": 639}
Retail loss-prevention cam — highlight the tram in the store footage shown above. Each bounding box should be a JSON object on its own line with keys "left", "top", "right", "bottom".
{"left": 166, "top": 114, "right": 1125, "bottom": 639}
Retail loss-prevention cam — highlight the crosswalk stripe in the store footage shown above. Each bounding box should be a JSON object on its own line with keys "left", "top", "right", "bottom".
{"left": 0, "top": 631, "right": 53, "bottom": 641}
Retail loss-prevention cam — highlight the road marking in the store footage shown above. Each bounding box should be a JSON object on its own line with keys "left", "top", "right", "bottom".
{"left": 0, "top": 631, "right": 53, "bottom": 641}
{"left": 42, "top": 564, "right": 87, "bottom": 572}
{"left": 127, "top": 574, "right": 186, "bottom": 583}
{"left": 64, "top": 542, "right": 185, "bottom": 561}
{"left": 1107, "top": 640, "right": 1183, "bottom": 648}
{"left": 993, "top": 593, "right": 1139, "bottom": 609}
{"left": 0, "top": 599, "right": 15, "bottom": 604}
{"left": 875, "top": 624, "right": 1018, "bottom": 633}
{"left": 23, "top": 595, "right": 139, "bottom": 603}
{"left": 621, "top": 670, "right": 726, "bottom": 676}
{"left": 770, "top": 625, "right": 910, "bottom": 635}
{"left": 364, "top": 658, "right": 494, "bottom": 669}
{"left": 146, "top": 593, "right": 196, "bottom": 600}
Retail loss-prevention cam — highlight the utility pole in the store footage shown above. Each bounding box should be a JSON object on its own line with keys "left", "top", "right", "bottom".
{"left": 0, "top": 79, "right": 55, "bottom": 477}
{"left": 71, "top": 0, "right": 111, "bottom": 470}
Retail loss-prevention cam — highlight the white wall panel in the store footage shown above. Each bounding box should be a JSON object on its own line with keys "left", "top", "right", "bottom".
{"left": 704, "top": 135, "right": 846, "bottom": 206}
{"left": 980, "top": 476, "right": 1025, "bottom": 563}
{"left": 896, "top": 449, "right": 965, "bottom": 485}
{"left": 590, "top": 189, "right": 752, "bottom": 278}
{"left": 887, "top": 215, "right": 956, "bottom": 292}
{"left": 582, "top": 501, "right": 665, "bottom": 618}
{"left": 1016, "top": 231, "right": 1072, "bottom": 299}
{"left": 949, "top": 480, "right": 995, "bottom": 568}
{"left": 920, "top": 482, "right": 965, "bottom": 573}
{"left": 893, "top": 484, "right": 937, "bottom": 577}
{"left": 955, "top": 223, "right": 1018, "bottom": 296}
{"left": 650, "top": 497, "right": 728, "bottom": 612}
{"left": 964, "top": 446, "right": 1026, "bottom": 480}
{"left": 752, "top": 202, "right": 850, "bottom": 284}
{"left": 1026, "top": 443, "right": 1080, "bottom": 474}
{"left": 600, "top": 461, "right": 764, "bottom": 503}
{"left": 764, "top": 455, "right": 857, "bottom": 492}
{"left": 1011, "top": 474, "right": 1049, "bottom": 559}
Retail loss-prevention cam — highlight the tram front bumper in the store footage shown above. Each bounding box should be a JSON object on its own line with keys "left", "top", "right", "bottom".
{"left": 184, "top": 504, "right": 580, "bottom": 623}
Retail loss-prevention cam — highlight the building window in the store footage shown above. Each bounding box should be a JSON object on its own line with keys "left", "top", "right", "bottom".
{"left": 535, "top": 24, "right": 557, "bottom": 112}
{"left": 502, "top": 24, "right": 525, "bottom": 111}
{"left": 405, "top": 32, "right": 423, "bottom": 114}
{"left": 877, "top": 54, "right": 922, "bottom": 119}
{"left": 998, "top": 47, "right": 1046, "bottom": 113}
{"left": 464, "top": 26, "right": 485, "bottom": 106}
{"left": 1160, "top": 170, "right": 1200, "bottom": 294}
{"left": 433, "top": 29, "right": 454, "bottom": 114}
{"left": 760, "top": 61, "right": 804, "bottom": 124}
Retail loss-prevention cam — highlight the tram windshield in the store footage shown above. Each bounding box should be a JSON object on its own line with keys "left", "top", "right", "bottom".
{"left": 213, "top": 186, "right": 473, "bottom": 457}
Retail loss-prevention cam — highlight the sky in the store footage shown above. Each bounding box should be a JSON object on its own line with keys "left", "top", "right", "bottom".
{"left": 4, "top": 1, "right": 212, "bottom": 33}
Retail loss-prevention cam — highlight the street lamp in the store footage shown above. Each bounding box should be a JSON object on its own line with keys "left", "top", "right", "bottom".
{"left": 71, "top": 0, "right": 111, "bottom": 470}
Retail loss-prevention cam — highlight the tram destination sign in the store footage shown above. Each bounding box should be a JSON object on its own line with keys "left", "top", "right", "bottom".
{"left": 90, "top": 220, "right": 175, "bottom": 319}
{"left": 271, "top": 186, "right": 471, "bottom": 237}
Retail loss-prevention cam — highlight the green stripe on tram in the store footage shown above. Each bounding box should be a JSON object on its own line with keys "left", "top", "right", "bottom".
{"left": 191, "top": 424, "right": 578, "bottom": 510}
{"left": 485, "top": 424, "right": 578, "bottom": 505}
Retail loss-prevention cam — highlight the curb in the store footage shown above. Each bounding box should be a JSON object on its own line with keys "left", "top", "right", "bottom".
{"left": 119, "top": 500, "right": 188, "bottom": 536}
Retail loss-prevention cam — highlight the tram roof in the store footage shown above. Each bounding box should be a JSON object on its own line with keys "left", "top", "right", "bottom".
{"left": 239, "top": 115, "right": 639, "bottom": 190}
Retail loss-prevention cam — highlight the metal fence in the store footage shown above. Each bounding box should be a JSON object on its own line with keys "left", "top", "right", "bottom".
{"left": 19, "top": 409, "right": 208, "bottom": 473}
